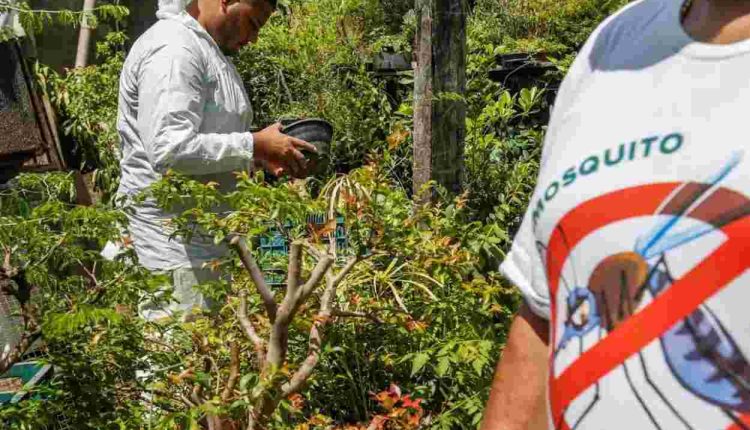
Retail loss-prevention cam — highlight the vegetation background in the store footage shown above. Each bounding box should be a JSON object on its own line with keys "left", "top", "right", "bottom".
{"left": 0, "top": 0, "right": 628, "bottom": 428}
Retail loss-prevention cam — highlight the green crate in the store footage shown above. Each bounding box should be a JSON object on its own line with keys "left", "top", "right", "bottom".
{"left": 258, "top": 215, "right": 349, "bottom": 286}
{"left": 0, "top": 361, "right": 52, "bottom": 405}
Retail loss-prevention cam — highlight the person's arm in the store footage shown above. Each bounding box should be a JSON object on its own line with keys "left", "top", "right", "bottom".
{"left": 136, "top": 42, "right": 314, "bottom": 177}
{"left": 481, "top": 303, "right": 550, "bottom": 430}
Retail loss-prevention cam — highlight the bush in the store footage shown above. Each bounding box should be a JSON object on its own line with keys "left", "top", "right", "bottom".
{"left": 0, "top": 172, "right": 161, "bottom": 428}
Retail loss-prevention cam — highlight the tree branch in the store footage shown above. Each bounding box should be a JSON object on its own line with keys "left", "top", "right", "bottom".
{"left": 221, "top": 342, "right": 241, "bottom": 403}
{"left": 295, "top": 255, "right": 335, "bottom": 305}
{"left": 0, "top": 246, "right": 40, "bottom": 374}
{"left": 301, "top": 240, "right": 324, "bottom": 261}
{"left": 281, "top": 322, "right": 322, "bottom": 397}
{"left": 331, "top": 255, "right": 361, "bottom": 288}
{"left": 0, "top": 330, "right": 40, "bottom": 375}
{"left": 281, "top": 253, "right": 364, "bottom": 397}
{"left": 238, "top": 291, "right": 265, "bottom": 369}
{"left": 331, "top": 309, "right": 383, "bottom": 324}
{"left": 265, "top": 242, "right": 307, "bottom": 370}
{"left": 230, "top": 236, "right": 277, "bottom": 322}
{"left": 286, "top": 242, "right": 302, "bottom": 301}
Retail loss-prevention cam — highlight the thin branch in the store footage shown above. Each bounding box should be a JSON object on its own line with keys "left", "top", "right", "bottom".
{"left": 238, "top": 291, "right": 265, "bottom": 369}
{"left": 0, "top": 247, "right": 40, "bottom": 374}
{"left": 295, "top": 255, "right": 335, "bottom": 305}
{"left": 78, "top": 259, "right": 98, "bottom": 286}
{"left": 281, "top": 252, "right": 365, "bottom": 397}
{"left": 190, "top": 384, "right": 203, "bottom": 406}
{"left": 1, "top": 245, "right": 17, "bottom": 278}
{"left": 221, "top": 342, "right": 241, "bottom": 402}
{"left": 176, "top": 393, "right": 197, "bottom": 408}
{"left": 301, "top": 241, "right": 324, "bottom": 261}
{"left": 230, "top": 235, "right": 277, "bottom": 322}
{"left": 0, "top": 331, "right": 40, "bottom": 375}
{"left": 331, "top": 309, "right": 383, "bottom": 324}
{"left": 286, "top": 242, "right": 302, "bottom": 301}
{"left": 0, "top": 2, "right": 117, "bottom": 16}
{"left": 388, "top": 283, "right": 410, "bottom": 314}
{"left": 331, "top": 256, "right": 361, "bottom": 288}
{"left": 281, "top": 322, "right": 322, "bottom": 397}
{"left": 24, "top": 235, "right": 66, "bottom": 271}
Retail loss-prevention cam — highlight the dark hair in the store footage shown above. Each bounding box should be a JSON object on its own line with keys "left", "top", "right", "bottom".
{"left": 249, "top": 0, "right": 277, "bottom": 8}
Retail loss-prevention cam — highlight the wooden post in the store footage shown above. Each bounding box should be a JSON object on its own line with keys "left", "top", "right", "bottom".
{"left": 74, "top": 0, "right": 96, "bottom": 68}
{"left": 412, "top": 0, "right": 467, "bottom": 197}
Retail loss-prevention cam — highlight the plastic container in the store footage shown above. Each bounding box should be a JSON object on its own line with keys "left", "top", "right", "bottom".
{"left": 258, "top": 214, "right": 349, "bottom": 286}
{"left": 281, "top": 119, "right": 334, "bottom": 176}
{"left": 0, "top": 361, "right": 52, "bottom": 405}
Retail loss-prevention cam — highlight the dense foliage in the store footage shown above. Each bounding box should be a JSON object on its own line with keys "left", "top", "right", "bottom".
{"left": 0, "top": 0, "right": 631, "bottom": 428}
{"left": 0, "top": 172, "right": 161, "bottom": 428}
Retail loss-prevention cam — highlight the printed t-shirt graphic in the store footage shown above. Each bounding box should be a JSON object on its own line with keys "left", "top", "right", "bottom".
{"left": 498, "top": 0, "right": 750, "bottom": 429}
{"left": 539, "top": 154, "right": 750, "bottom": 430}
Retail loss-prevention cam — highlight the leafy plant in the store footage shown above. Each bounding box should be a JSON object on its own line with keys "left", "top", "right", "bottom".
{"left": 38, "top": 31, "right": 127, "bottom": 202}
{"left": 0, "top": 172, "right": 161, "bottom": 428}
{"left": 0, "top": 0, "right": 129, "bottom": 42}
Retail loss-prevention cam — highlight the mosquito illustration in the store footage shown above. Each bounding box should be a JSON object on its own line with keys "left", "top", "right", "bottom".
{"left": 540, "top": 153, "right": 750, "bottom": 430}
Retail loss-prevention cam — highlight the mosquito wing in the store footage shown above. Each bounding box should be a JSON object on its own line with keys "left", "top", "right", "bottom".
{"left": 635, "top": 153, "right": 744, "bottom": 259}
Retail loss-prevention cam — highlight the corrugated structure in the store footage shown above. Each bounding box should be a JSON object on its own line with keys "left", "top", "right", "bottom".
{"left": 0, "top": 38, "right": 65, "bottom": 183}
{"left": 0, "top": 293, "right": 21, "bottom": 366}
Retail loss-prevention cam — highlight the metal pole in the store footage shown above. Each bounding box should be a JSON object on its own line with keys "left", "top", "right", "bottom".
{"left": 74, "top": 0, "right": 96, "bottom": 68}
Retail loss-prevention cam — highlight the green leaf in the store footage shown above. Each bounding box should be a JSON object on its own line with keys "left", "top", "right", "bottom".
{"left": 18, "top": 199, "right": 30, "bottom": 218}
{"left": 240, "top": 373, "right": 257, "bottom": 391}
{"left": 194, "top": 371, "right": 211, "bottom": 388}
{"left": 472, "top": 357, "right": 485, "bottom": 376}
{"left": 436, "top": 355, "right": 451, "bottom": 377}
{"left": 410, "top": 352, "right": 430, "bottom": 376}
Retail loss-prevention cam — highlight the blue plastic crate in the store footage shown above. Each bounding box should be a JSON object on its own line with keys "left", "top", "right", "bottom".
{"left": 0, "top": 361, "right": 52, "bottom": 405}
{"left": 258, "top": 215, "right": 350, "bottom": 286}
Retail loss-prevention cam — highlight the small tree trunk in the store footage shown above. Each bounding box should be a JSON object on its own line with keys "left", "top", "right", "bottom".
{"left": 412, "top": 0, "right": 433, "bottom": 198}
{"left": 412, "top": 0, "right": 467, "bottom": 197}
{"left": 75, "top": 0, "right": 96, "bottom": 68}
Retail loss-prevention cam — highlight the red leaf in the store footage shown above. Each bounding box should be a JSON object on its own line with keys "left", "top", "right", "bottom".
{"left": 401, "top": 395, "right": 423, "bottom": 411}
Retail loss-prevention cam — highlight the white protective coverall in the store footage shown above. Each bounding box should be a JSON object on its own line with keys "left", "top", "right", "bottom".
{"left": 116, "top": 8, "right": 254, "bottom": 317}
{"left": 156, "top": 0, "right": 188, "bottom": 19}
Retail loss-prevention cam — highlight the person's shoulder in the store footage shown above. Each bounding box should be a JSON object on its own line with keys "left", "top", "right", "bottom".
{"left": 592, "top": 0, "right": 671, "bottom": 45}
{"left": 124, "top": 19, "right": 204, "bottom": 79}
{"left": 139, "top": 19, "right": 195, "bottom": 51}
{"left": 583, "top": 0, "right": 682, "bottom": 71}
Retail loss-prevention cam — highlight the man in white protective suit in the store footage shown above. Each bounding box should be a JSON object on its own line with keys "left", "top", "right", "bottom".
{"left": 116, "top": 0, "right": 315, "bottom": 321}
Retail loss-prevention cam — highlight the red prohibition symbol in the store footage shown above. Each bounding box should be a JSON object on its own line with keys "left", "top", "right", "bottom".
{"left": 543, "top": 180, "right": 750, "bottom": 430}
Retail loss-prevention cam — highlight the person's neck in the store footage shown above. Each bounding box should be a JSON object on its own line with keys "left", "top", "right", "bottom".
{"left": 683, "top": 0, "right": 750, "bottom": 44}
{"left": 186, "top": 1, "right": 223, "bottom": 41}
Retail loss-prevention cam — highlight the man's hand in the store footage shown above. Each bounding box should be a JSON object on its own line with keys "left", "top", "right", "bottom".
{"left": 252, "top": 123, "right": 318, "bottom": 178}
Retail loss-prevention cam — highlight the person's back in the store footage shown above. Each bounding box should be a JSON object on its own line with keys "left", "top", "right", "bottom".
{"left": 117, "top": 11, "right": 253, "bottom": 270}
{"left": 482, "top": 0, "right": 750, "bottom": 429}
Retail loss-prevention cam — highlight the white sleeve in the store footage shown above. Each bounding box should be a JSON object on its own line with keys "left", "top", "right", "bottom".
{"left": 500, "top": 210, "right": 551, "bottom": 320}
{"left": 499, "top": 15, "right": 611, "bottom": 320}
{"left": 499, "top": 56, "right": 591, "bottom": 320}
{"left": 136, "top": 42, "right": 254, "bottom": 175}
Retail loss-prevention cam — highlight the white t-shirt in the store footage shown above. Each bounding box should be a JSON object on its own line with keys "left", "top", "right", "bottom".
{"left": 500, "top": 0, "right": 750, "bottom": 429}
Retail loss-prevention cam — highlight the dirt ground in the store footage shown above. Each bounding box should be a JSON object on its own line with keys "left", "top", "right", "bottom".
{"left": 0, "top": 110, "right": 43, "bottom": 158}
{"left": 0, "top": 377, "right": 22, "bottom": 393}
